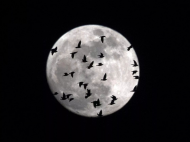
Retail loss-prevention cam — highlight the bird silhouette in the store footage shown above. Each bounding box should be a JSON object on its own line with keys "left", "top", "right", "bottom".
{"left": 96, "top": 99, "right": 101, "bottom": 106}
{"left": 132, "top": 70, "right": 138, "bottom": 75}
{"left": 83, "top": 83, "right": 88, "bottom": 90}
{"left": 61, "top": 92, "right": 68, "bottom": 100}
{"left": 78, "top": 82, "right": 84, "bottom": 87}
{"left": 101, "top": 73, "right": 107, "bottom": 81}
{"left": 69, "top": 72, "right": 75, "bottom": 78}
{"left": 69, "top": 98, "right": 74, "bottom": 102}
{"left": 109, "top": 99, "right": 115, "bottom": 105}
{"left": 133, "top": 76, "right": 139, "bottom": 79}
{"left": 127, "top": 45, "right": 133, "bottom": 51}
{"left": 87, "top": 61, "right": 94, "bottom": 69}
{"left": 85, "top": 89, "right": 92, "bottom": 99}
{"left": 100, "top": 36, "right": 106, "bottom": 43}
{"left": 97, "top": 110, "right": 103, "bottom": 117}
{"left": 98, "top": 53, "right": 104, "bottom": 58}
{"left": 131, "top": 60, "right": 138, "bottom": 67}
{"left": 70, "top": 52, "right": 77, "bottom": 58}
{"left": 63, "top": 73, "right": 69, "bottom": 76}
{"left": 75, "top": 40, "right": 81, "bottom": 48}
{"left": 82, "top": 55, "right": 88, "bottom": 62}
{"left": 51, "top": 47, "right": 57, "bottom": 55}
{"left": 131, "top": 85, "right": 137, "bottom": 92}
{"left": 91, "top": 101, "right": 97, "bottom": 108}
{"left": 111, "top": 95, "right": 117, "bottom": 100}
{"left": 54, "top": 92, "right": 58, "bottom": 95}
{"left": 96, "top": 63, "right": 103, "bottom": 66}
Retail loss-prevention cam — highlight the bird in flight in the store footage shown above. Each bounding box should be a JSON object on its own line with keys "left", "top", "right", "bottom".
{"left": 96, "top": 99, "right": 101, "bottom": 107}
{"left": 63, "top": 73, "right": 69, "bottom": 76}
{"left": 91, "top": 101, "right": 97, "bottom": 108}
{"left": 69, "top": 71, "right": 75, "bottom": 78}
{"left": 51, "top": 47, "right": 57, "bottom": 55}
{"left": 61, "top": 92, "right": 68, "bottom": 100}
{"left": 98, "top": 53, "right": 104, "bottom": 58}
{"left": 100, "top": 36, "right": 106, "bottom": 43}
{"left": 131, "top": 60, "right": 138, "bottom": 67}
{"left": 54, "top": 92, "right": 58, "bottom": 95}
{"left": 96, "top": 63, "right": 103, "bottom": 66}
{"left": 132, "top": 70, "right": 138, "bottom": 75}
{"left": 133, "top": 76, "right": 139, "bottom": 79}
{"left": 111, "top": 95, "right": 117, "bottom": 101}
{"left": 70, "top": 52, "right": 77, "bottom": 58}
{"left": 87, "top": 61, "right": 94, "bottom": 69}
{"left": 82, "top": 55, "right": 88, "bottom": 62}
{"left": 101, "top": 73, "right": 107, "bottom": 81}
{"left": 109, "top": 99, "right": 115, "bottom": 105}
{"left": 75, "top": 40, "right": 81, "bottom": 48}
{"left": 131, "top": 85, "right": 137, "bottom": 92}
{"left": 85, "top": 89, "right": 92, "bottom": 99}
{"left": 78, "top": 82, "right": 84, "bottom": 87}
{"left": 83, "top": 83, "right": 88, "bottom": 90}
{"left": 97, "top": 110, "right": 103, "bottom": 117}
{"left": 127, "top": 45, "right": 133, "bottom": 51}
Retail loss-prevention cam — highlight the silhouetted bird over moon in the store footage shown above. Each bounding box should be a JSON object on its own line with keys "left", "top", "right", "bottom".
{"left": 54, "top": 92, "right": 58, "bottom": 95}
{"left": 46, "top": 25, "right": 140, "bottom": 117}
{"left": 51, "top": 47, "right": 57, "bottom": 55}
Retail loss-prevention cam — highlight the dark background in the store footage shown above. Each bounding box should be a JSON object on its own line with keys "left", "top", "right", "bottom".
{"left": 2, "top": 1, "right": 189, "bottom": 141}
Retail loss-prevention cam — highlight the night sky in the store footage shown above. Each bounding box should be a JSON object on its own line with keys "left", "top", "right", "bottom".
{"left": 2, "top": 1, "right": 188, "bottom": 141}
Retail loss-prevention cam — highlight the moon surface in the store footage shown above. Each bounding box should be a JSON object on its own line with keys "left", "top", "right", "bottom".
{"left": 46, "top": 25, "right": 140, "bottom": 117}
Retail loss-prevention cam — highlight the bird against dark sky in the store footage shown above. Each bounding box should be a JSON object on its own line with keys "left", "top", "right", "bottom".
{"left": 51, "top": 47, "right": 57, "bottom": 55}
{"left": 69, "top": 72, "right": 75, "bottom": 78}
{"left": 63, "top": 73, "right": 69, "bottom": 76}
{"left": 97, "top": 110, "right": 103, "bottom": 117}
{"left": 131, "top": 85, "right": 137, "bottom": 92}
{"left": 127, "top": 45, "right": 133, "bottom": 51}
{"left": 87, "top": 61, "right": 94, "bottom": 69}
{"left": 75, "top": 40, "right": 81, "bottom": 48}
{"left": 82, "top": 55, "right": 88, "bottom": 62}
{"left": 78, "top": 82, "right": 84, "bottom": 87}
{"left": 111, "top": 95, "right": 117, "bottom": 101}
{"left": 132, "top": 70, "right": 138, "bottom": 75}
{"left": 98, "top": 53, "right": 104, "bottom": 58}
{"left": 131, "top": 60, "right": 138, "bottom": 67}
{"left": 109, "top": 99, "right": 115, "bottom": 105}
{"left": 83, "top": 83, "right": 88, "bottom": 90}
{"left": 70, "top": 52, "right": 77, "bottom": 58}
{"left": 101, "top": 73, "right": 107, "bottom": 81}
{"left": 133, "top": 76, "right": 139, "bottom": 79}
{"left": 85, "top": 89, "right": 92, "bottom": 99}
{"left": 54, "top": 92, "right": 58, "bottom": 95}
{"left": 100, "top": 36, "right": 106, "bottom": 43}
{"left": 96, "top": 63, "right": 103, "bottom": 66}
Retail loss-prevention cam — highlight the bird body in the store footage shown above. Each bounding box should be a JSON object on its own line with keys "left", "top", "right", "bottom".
{"left": 87, "top": 61, "right": 94, "bottom": 69}
{"left": 127, "top": 45, "right": 133, "bottom": 51}
{"left": 70, "top": 52, "right": 77, "bottom": 58}
{"left": 97, "top": 110, "right": 103, "bottom": 117}
{"left": 101, "top": 73, "right": 107, "bottom": 81}
{"left": 82, "top": 55, "right": 88, "bottom": 62}
{"left": 54, "top": 92, "right": 58, "bottom": 95}
{"left": 109, "top": 99, "right": 115, "bottom": 105}
{"left": 61, "top": 93, "right": 68, "bottom": 100}
{"left": 85, "top": 89, "right": 92, "bottom": 99}
{"left": 78, "top": 82, "right": 84, "bottom": 87}
{"left": 132, "top": 70, "right": 138, "bottom": 75}
{"left": 131, "top": 60, "right": 138, "bottom": 67}
{"left": 83, "top": 83, "right": 88, "bottom": 90}
{"left": 100, "top": 36, "right": 106, "bottom": 43}
{"left": 75, "top": 40, "right": 81, "bottom": 48}
{"left": 111, "top": 95, "right": 117, "bottom": 100}
{"left": 63, "top": 73, "right": 69, "bottom": 76}
{"left": 51, "top": 47, "right": 57, "bottom": 55}
{"left": 96, "top": 63, "right": 103, "bottom": 66}
{"left": 98, "top": 53, "right": 104, "bottom": 58}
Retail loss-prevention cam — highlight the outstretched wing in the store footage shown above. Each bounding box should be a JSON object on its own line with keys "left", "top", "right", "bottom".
{"left": 71, "top": 53, "right": 74, "bottom": 58}
{"left": 90, "top": 61, "right": 94, "bottom": 66}
{"left": 103, "top": 73, "right": 107, "bottom": 79}
{"left": 84, "top": 55, "right": 86, "bottom": 60}
{"left": 100, "top": 53, "right": 103, "bottom": 56}
{"left": 134, "top": 60, "right": 138, "bottom": 66}
{"left": 78, "top": 41, "right": 81, "bottom": 47}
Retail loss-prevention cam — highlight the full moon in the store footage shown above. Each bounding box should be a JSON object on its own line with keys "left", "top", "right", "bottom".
{"left": 46, "top": 25, "right": 140, "bottom": 117}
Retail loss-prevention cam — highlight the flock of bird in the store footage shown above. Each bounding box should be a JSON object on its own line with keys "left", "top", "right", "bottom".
{"left": 51, "top": 35, "right": 138, "bottom": 117}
